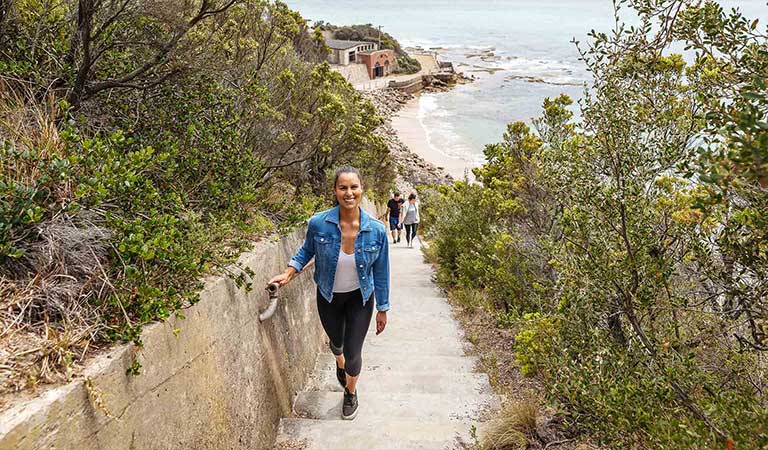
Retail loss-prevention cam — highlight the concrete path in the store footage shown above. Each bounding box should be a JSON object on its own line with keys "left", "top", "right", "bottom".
{"left": 274, "top": 240, "right": 499, "bottom": 450}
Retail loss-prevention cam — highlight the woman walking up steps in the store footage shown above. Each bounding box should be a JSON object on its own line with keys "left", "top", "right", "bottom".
{"left": 268, "top": 166, "right": 390, "bottom": 420}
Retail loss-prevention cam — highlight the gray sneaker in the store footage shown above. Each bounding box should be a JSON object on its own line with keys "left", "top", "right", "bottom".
{"left": 342, "top": 388, "right": 358, "bottom": 420}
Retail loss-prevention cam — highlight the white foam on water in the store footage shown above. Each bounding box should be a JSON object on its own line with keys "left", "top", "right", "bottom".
{"left": 408, "top": 41, "right": 587, "bottom": 86}
{"left": 403, "top": 40, "right": 497, "bottom": 51}
{"left": 417, "top": 94, "right": 481, "bottom": 168}
{"left": 491, "top": 56, "right": 587, "bottom": 85}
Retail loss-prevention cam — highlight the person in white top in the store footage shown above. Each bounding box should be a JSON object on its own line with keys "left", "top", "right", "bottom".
{"left": 332, "top": 248, "right": 360, "bottom": 293}
{"left": 268, "top": 166, "right": 390, "bottom": 421}
{"left": 402, "top": 192, "right": 420, "bottom": 248}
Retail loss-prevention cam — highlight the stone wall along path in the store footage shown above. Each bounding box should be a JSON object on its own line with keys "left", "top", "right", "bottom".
{"left": 274, "top": 239, "right": 500, "bottom": 450}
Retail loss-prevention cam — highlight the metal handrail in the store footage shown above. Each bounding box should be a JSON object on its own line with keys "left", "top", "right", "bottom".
{"left": 259, "top": 259, "right": 314, "bottom": 321}
{"left": 259, "top": 283, "right": 281, "bottom": 321}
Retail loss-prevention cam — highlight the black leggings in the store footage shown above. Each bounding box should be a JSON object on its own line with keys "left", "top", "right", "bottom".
{"left": 316, "top": 289, "right": 374, "bottom": 377}
{"left": 404, "top": 223, "right": 418, "bottom": 243}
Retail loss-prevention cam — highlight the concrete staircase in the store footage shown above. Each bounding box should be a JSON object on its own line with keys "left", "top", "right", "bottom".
{"left": 274, "top": 240, "right": 499, "bottom": 450}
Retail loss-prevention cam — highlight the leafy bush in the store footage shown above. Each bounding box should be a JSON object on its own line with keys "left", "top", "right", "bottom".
{"left": 394, "top": 55, "right": 421, "bottom": 75}
{"left": 423, "top": 1, "right": 768, "bottom": 447}
{"left": 513, "top": 313, "right": 557, "bottom": 377}
{"left": 448, "top": 287, "right": 490, "bottom": 314}
{"left": 0, "top": 0, "right": 392, "bottom": 394}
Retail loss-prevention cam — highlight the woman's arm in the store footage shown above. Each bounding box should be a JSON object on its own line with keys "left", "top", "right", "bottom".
{"left": 268, "top": 220, "right": 315, "bottom": 287}
{"left": 288, "top": 220, "right": 316, "bottom": 273}
{"left": 372, "top": 232, "right": 390, "bottom": 312}
{"left": 373, "top": 231, "right": 389, "bottom": 334}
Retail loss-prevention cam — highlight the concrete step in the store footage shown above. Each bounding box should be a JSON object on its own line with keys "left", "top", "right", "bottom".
{"left": 307, "top": 369, "right": 493, "bottom": 395}
{"left": 366, "top": 313, "right": 458, "bottom": 329}
{"left": 315, "top": 353, "right": 480, "bottom": 373}
{"left": 276, "top": 418, "right": 480, "bottom": 450}
{"left": 361, "top": 323, "right": 466, "bottom": 342}
{"left": 271, "top": 237, "right": 498, "bottom": 450}
{"left": 386, "top": 286, "right": 445, "bottom": 298}
{"left": 371, "top": 310, "right": 460, "bottom": 327}
{"left": 364, "top": 324, "right": 466, "bottom": 340}
{"left": 361, "top": 336, "right": 468, "bottom": 356}
{"left": 383, "top": 294, "right": 450, "bottom": 304}
{"left": 388, "top": 272, "right": 437, "bottom": 281}
{"left": 378, "top": 301, "right": 455, "bottom": 316}
{"left": 369, "top": 310, "right": 462, "bottom": 329}
{"left": 292, "top": 391, "right": 499, "bottom": 421}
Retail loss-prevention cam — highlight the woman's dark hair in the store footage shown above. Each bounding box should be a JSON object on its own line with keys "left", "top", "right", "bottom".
{"left": 408, "top": 192, "right": 417, "bottom": 200}
{"left": 333, "top": 166, "right": 363, "bottom": 188}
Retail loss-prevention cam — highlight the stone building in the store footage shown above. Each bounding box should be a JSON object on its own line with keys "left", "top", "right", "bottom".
{"left": 326, "top": 39, "right": 397, "bottom": 80}
{"left": 326, "top": 39, "right": 379, "bottom": 66}
{"left": 357, "top": 49, "right": 396, "bottom": 79}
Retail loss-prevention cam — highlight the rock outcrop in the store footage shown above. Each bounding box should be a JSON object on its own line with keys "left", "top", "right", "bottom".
{"left": 421, "top": 72, "right": 473, "bottom": 93}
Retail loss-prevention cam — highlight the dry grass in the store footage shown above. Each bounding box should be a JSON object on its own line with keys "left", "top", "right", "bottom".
{"left": 0, "top": 214, "right": 112, "bottom": 395}
{"left": 480, "top": 399, "right": 539, "bottom": 450}
{"left": 0, "top": 84, "right": 112, "bottom": 407}
{"left": 0, "top": 83, "right": 70, "bottom": 197}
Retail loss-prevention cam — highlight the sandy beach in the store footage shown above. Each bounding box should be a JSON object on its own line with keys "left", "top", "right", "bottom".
{"left": 390, "top": 96, "right": 477, "bottom": 181}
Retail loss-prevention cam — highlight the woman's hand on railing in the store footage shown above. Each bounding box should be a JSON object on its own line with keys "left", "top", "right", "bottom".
{"left": 268, "top": 267, "right": 297, "bottom": 288}
{"left": 259, "top": 282, "right": 281, "bottom": 322}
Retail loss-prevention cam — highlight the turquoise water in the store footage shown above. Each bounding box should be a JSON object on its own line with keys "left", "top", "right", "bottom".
{"left": 288, "top": 0, "right": 768, "bottom": 166}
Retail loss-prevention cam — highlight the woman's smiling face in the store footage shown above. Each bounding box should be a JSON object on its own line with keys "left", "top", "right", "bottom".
{"left": 334, "top": 172, "right": 363, "bottom": 211}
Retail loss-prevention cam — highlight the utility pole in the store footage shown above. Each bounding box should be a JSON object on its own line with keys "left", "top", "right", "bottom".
{"left": 378, "top": 25, "right": 382, "bottom": 50}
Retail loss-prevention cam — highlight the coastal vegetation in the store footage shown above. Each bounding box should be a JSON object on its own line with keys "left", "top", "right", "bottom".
{"left": 0, "top": 0, "right": 393, "bottom": 397}
{"left": 421, "top": 0, "right": 767, "bottom": 448}
{"left": 317, "top": 22, "right": 423, "bottom": 74}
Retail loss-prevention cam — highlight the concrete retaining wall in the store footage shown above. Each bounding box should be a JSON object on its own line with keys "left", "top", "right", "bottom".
{"left": 388, "top": 75, "right": 425, "bottom": 94}
{"left": 0, "top": 227, "right": 325, "bottom": 450}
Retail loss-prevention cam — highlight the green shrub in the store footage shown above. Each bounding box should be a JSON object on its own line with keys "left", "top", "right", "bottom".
{"left": 424, "top": 2, "right": 768, "bottom": 447}
{"left": 0, "top": 0, "right": 393, "bottom": 393}
{"left": 394, "top": 55, "right": 421, "bottom": 75}
{"left": 449, "top": 287, "right": 490, "bottom": 313}
{"left": 514, "top": 313, "right": 557, "bottom": 377}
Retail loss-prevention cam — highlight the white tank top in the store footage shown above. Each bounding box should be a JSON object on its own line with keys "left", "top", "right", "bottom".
{"left": 333, "top": 249, "right": 361, "bottom": 293}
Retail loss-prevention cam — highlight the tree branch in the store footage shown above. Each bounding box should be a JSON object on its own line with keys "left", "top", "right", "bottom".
{"left": 81, "top": 0, "right": 237, "bottom": 100}
{"left": 91, "top": 0, "right": 131, "bottom": 42}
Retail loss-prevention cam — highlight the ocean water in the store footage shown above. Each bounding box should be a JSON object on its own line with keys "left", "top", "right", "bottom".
{"left": 288, "top": 0, "right": 768, "bottom": 167}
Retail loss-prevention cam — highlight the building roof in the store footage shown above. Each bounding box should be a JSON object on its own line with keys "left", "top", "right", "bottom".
{"left": 358, "top": 49, "right": 393, "bottom": 55}
{"left": 325, "top": 39, "right": 372, "bottom": 50}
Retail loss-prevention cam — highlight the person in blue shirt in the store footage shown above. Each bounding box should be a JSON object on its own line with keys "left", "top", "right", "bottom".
{"left": 268, "top": 166, "right": 390, "bottom": 420}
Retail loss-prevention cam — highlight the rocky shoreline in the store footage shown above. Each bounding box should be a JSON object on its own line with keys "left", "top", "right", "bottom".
{"left": 362, "top": 88, "right": 455, "bottom": 190}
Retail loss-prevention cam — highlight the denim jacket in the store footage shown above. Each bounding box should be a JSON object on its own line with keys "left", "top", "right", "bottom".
{"left": 288, "top": 206, "right": 390, "bottom": 311}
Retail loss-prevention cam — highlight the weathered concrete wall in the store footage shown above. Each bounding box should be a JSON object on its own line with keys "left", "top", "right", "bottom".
{"left": 0, "top": 227, "right": 325, "bottom": 450}
{"left": 388, "top": 75, "right": 425, "bottom": 94}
